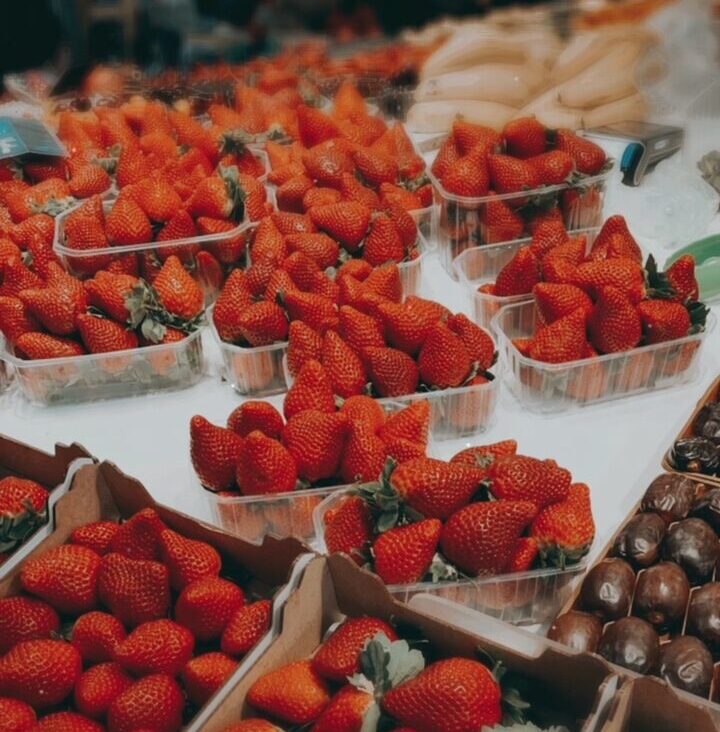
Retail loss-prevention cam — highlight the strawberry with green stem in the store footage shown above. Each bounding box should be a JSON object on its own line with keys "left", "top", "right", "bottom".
{"left": 0, "top": 477, "right": 48, "bottom": 555}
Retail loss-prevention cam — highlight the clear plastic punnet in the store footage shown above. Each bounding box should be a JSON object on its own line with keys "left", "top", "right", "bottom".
{"left": 493, "top": 300, "right": 714, "bottom": 413}
{"left": 1, "top": 328, "right": 205, "bottom": 406}
{"left": 313, "top": 490, "right": 589, "bottom": 626}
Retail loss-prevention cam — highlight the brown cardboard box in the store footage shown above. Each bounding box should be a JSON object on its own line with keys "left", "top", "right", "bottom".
{"left": 202, "top": 553, "right": 621, "bottom": 732}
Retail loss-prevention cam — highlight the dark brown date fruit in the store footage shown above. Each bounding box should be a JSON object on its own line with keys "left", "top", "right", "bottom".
{"left": 641, "top": 474, "right": 700, "bottom": 524}
{"left": 598, "top": 617, "right": 660, "bottom": 674}
{"left": 547, "top": 611, "right": 603, "bottom": 653}
{"left": 580, "top": 558, "right": 635, "bottom": 621}
{"left": 632, "top": 562, "right": 690, "bottom": 631}
{"left": 659, "top": 636, "right": 714, "bottom": 698}
{"left": 670, "top": 438, "right": 719, "bottom": 476}
{"left": 693, "top": 403, "right": 720, "bottom": 445}
{"left": 690, "top": 487, "right": 720, "bottom": 534}
{"left": 662, "top": 518, "right": 719, "bottom": 583}
{"left": 687, "top": 582, "right": 720, "bottom": 652}
{"left": 613, "top": 512, "right": 666, "bottom": 568}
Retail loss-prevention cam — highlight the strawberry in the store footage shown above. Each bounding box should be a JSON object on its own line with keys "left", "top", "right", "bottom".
{"left": 182, "top": 652, "right": 238, "bottom": 706}
{"left": 383, "top": 204, "right": 418, "bottom": 249}
{"left": 282, "top": 410, "right": 349, "bottom": 483}
{"left": 284, "top": 359, "right": 336, "bottom": 418}
{"left": 441, "top": 146, "right": 490, "bottom": 197}
{"left": 277, "top": 174, "right": 314, "bottom": 213}
{"left": 248, "top": 659, "right": 331, "bottom": 724}
{"left": 159, "top": 528, "right": 221, "bottom": 590}
{"left": 373, "top": 519, "right": 442, "bottom": 584}
{"left": 253, "top": 217, "right": 287, "bottom": 261}
{"left": 72, "top": 611, "right": 127, "bottom": 663}
{"left": 237, "top": 431, "right": 298, "bottom": 496}
{"left": 221, "top": 721, "right": 280, "bottom": 732}
{"left": 488, "top": 154, "right": 540, "bottom": 194}
{"left": 363, "top": 214, "right": 405, "bottom": 266}
{"left": 339, "top": 305, "right": 385, "bottom": 352}
{"left": 383, "top": 658, "right": 501, "bottom": 731}
{"left": 194, "top": 217, "right": 248, "bottom": 265}
{"left": 446, "top": 313, "right": 495, "bottom": 370}
{"left": 109, "top": 508, "right": 165, "bottom": 561}
{"left": 174, "top": 575, "right": 245, "bottom": 642}
{"left": 14, "top": 332, "right": 85, "bottom": 359}
{"left": 534, "top": 282, "right": 593, "bottom": 325}
{"left": 364, "top": 346, "right": 419, "bottom": 397}
{"left": 19, "top": 277, "right": 87, "bottom": 336}
{"left": 554, "top": 129, "right": 607, "bottom": 175}
{"left": 0, "top": 697, "right": 35, "bottom": 731}
{"left": 338, "top": 172, "right": 381, "bottom": 210}
{"left": 32, "top": 712, "right": 104, "bottom": 732}
{"left": 68, "top": 163, "right": 112, "bottom": 199}
{"left": 282, "top": 249, "right": 322, "bottom": 291}
{"left": 379, "top": 182, "right": 422, "bottom": 212}
{"left": 485, "top": 454, "right": 571, "bottom": 507}
{"left": 265, "top": 268, "right": 298, "bottom": 303}
{"left": 379, "top": 401, "right": 430, "bottom": 447}
{"left": 107, "top": 674, "right": 184, "bottom": 732}
{"left": 312, "top": 616, "right": 398, "bottom": 681}
{"left": 450, "top": 439, "right": 518, "bottom": 468}
{"left": 272, "top": 212, "right": 316, "bottom": 236}
{"left": 71, "top": 521, "right": 121, "bottom": 555}
{"left": 190, "top": 415, "right": 244, "bottom": 491}
{"left": 363, "top": 263, "right": 404, "bottom": 302}
{"left": 431, "top": 136, "right": 460, "bottom": 181}
{"left": 340, "top": 394, "right": 386, "bottom": 432}
{"left": 324, "top": 496, "right": 373, "bottom": 563}
{"left": 227, "top": 401, "right": 284, "bottom": 439}
{"left": 236, "top": 301, "right": 289, "bottom": 347}
{"left": 588, "top": 286, "right": 642, "bottom": 353}
{"left": 283, "top": 290, "right": 339, "bottom": 332}
{"left": 114, "top": 619, "right": 194, "bottom": 676}
{"left": 0, "top": 261, "right": 43, "bottom": 298}
{"left": 503, "top": 116, "right": 547, "bottom": 158}
{"left": 152, "top": 255, "right": 204, "bottom": 320}
{"left": 322, "top": 330, "right": 368, "bottom": 398}
{"left": 354, "top": 148, "right": 399, "bottom": 187}
{"left": 338, "top": 259, "right": 373, "bottom": 282}
{"left": 286, "top": 232, "right": 340, "bottom": 269}
{"left": 453, "top": 120, "right": 502, "bottom": 155}
{"left": 309, "top": 202, "right": 371, "bottom": 250}
{"left": 340, "top": 422, "right": 387, "bottom": 483}
{"left": 529, "top": 150, "right": 574, "bottom": 185}
{"left": 77, "top": 313, "right": 139, "bottom": 354}
{"left": 418, "top": 322, "right": 471, "bottom": 389}
{"left": 505, "top": 536, "right": 539, "bottom": 573}
{"left": 9, "top": 213, "right": 55, "bottom": 249}
{"left": 0, "top": 475, "right": 48, "bottom": 543}
{"left": 186, "top": 172, "right": 243, "bottom": 222}
{"left": 528, "top": 308, "right": 587, "bottom": 363}
{"left": 637, "top": 299, "right": 691, "bottom": 344}
{"left": 494, "top": 247, "right": 540, "bottom": 297}
{"left": 302, "top": 142, "right": 352, "bottom": 187}
{"left": 441, "top": 500, "right": 537, "bottom": 575}
{"left": 105, "top": 196, "right": 153, "bottom": 246}
{"left": 666, "top": 255, "right": 699, "bottom": 302}
{"left": 0, "top": 597, "right": 59, "bottom": 655}
{"left": 287, "top": 320, "right": 323, "bottom": 377}
{"left": 74, "top": 662, "right": 133, "bottom": 719}
{"left": 22, "top": 235, "right": 58, "bottom": 279}
{"left": 126, "top": 177, "right": 181, "bottom": 224}
{"left": 220, "top": 599, "right": 272, "bottom": 657}
{"left": 84, "top": 271, "right": 138, "bottom": 323}
{"left": 312, "top": 686, "right": 374, "bottom": 732}
{"left": 531, "top": 482, "right": 595, "bottom": 566}
{"left": 21, "top": 544, "right": 101, "bottom": 615}
{"left": 213, "top": 269, "right": 253, "bottom": 342}
{"left": 298, "top": 105, "right": 341, "bottom": 147}
{"left": 303, "top": 186, "right": 343, "bottom": 210}
{"left": 97, "top": 553, "right": 171, "bottom": 627}
{"left": 0, "top": 639, "right": 82, "bottom": 708}
{"left": 391, "top": 458, "right": 486, "bottom": 519}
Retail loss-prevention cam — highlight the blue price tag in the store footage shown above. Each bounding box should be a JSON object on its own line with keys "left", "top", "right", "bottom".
{"left": 0, "top": 118, "right": 66, "bottom": 160}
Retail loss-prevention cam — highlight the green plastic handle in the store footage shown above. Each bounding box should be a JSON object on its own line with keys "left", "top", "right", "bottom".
{"left": 664, "top": 233, "right": 720, "bottom": 302}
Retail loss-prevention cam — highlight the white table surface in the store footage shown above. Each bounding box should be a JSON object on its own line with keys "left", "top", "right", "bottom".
{"left": 0, "top": 136, "right": 718, "bottom": 571}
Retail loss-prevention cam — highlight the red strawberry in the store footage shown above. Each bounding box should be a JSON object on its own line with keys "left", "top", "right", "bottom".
{"left": 453, "top": 120, "right": 502, "bottom": 155}
{"left": 182, "top": 652, "right": 238, "bottom": 706}
{"left": 364, "top": 346, "right": 419, "bottom": 397}
{"left": 666, "top": 255, "right": 699, "bottom": 302}
{"left": 324, "top": 496, "right": 372, "bottom": 564}
{"left": 21, "top": 544, "right": 101, "bottom": 615}
{"left": 363, "top": 214, "right": 406, "bottom": 266}
{"left": 488, "top": 154, "right": 540, "bottom": 194}
{"left": 114, "top": 619, "right": 194, "bottom": 676}
{"left": 212, "top": 269, "right": 253, "bottom": 343}
{"left": 298, "top": 105, "right": 341, "bottom": 147}
{"left": 237, "top": 301, "right": 289, "bottom": 347}
{"left": 503, "top": 116, "right": 547, "bottom": 158}
{"left": 505, "top": 536, "right": 539, "bottom": 573}
{"left": 190, "top": 415, "right": 244, "bottom": 491}
{"left": 637, "top": 299, "right": 691, "bottom": 344}
{"left": 529, "top": 150, "right": 574, "bottom": 184}
{"left": 340, "top": 394, "right": 386, "bottom": 432}
{"left": 418, "top": 321, "right": 472, "bottom": 389}
{"left": 312, "top": 686, "right": 374, "bottom": 732}
{"left": 450, "top": 439, "right": 518, "bottom": 468}
{"left": 0, "top": 697, "right": 36, "bottom": 731}
{"left": 379, "top": 182, "right": 422, "bottom": 212}
{"left": 237, "top": 431, "right": 298, "bottom": 496}
{"left": 221, "top": 599, "right": 272, "bottom": 657}
{"left": 74, "top": 662, "right": 133, "bottom": 719}
{"left": 0, "top": 296, "right": 39, "bottom": 341}
{"left": 529, "top": 308, "right": 587, "bottom": 363}
{"left": 19, "top": 277, "right": 87, "bottom": 336}
{"left": 446, "top": 313, "right": 495, "bottom": 370}
{"left": 115, "top": 146, "right": 150, "bottom": 188}
{"left": 24, "top": 235, "right": 60, "bottom": 279}
{"left": 272, "top": 211, "right": 316, "bottom": 235}
{"left": 14, "top": 331, "right": 85, "bottom": 359}
{"left": 72, "top": 611, "right": 127, "bottom": 663}
{"left": 107, "top": 674, "right": 184, "bottom": 732}
{"left": 431, "top": 136, "right": 460, "bottom": 180}
{"left": 159, "top": 528, "right": 221, "bottom": 590}
{"left": 106, "top": 196, "right": 153, "bottom": 245}
{"left": 109, "top": 508, "right": 165, "bottom": 561}
{"left": 84, "top": 271, "right": 138, "bottom": 323}
{"left": 196, "top": 217, "right": 249, "bottom": 265}
{"left": 283, "top": 290, "right": 339, "bottom": 332}
{"left": 227, "top": 401, "right": 284, "bottom": 439}
{"left": 322, "top": 330, "right": 367, "bottom": 398}
{"left": 186, "top": 172, "right": 243, "bottom": 222}
{"left": 485, "top": 454, "right": 572, "bottom": 507}
{"left": 309, "top": 202, "right": 371, "bottom": 250}
{"left": 0, "top": 639, "right": 82, "bottom": 708}
{"left": 534, "top": 282, "right": 593, "bottom": 325}
{"left": 313, "top": 616, "right": 398, "bottom": 681}
{"left": 494, "top": 247, "right": 540, "bottom": 297}
{"left": 340, "top": 421, "right": 387, "bottom": 483}
{"left": 152, "top": 255, "right": 204, "bottom": 320}
{"left": 304, "top": 186, "right": 343, "bottom": 210}
{"left": 354, "top": 148, "right": 398, "bottom": 187}
{"left": 0, "top": 475, "right": 48, "bottom": 543}
{"left": 339, "top": 305, "right": 385, "bottom": 352}
{"left": 375, "top": 299, "right": 435, "bottom": 357}
{"left": 374, "top": 519, "right": 442, "bottom": 584}
{"left": 383, "top": 658, "right": 501, "bottom": 731}
{"left": 128, "top": 177, "right": 183, "bottom": 224}
{"left": 379, "top": 401, "right": 430, "bottom": 447}
{"left": 554, "top": 129, "right": 607, "bottom": 175}
{"left": 286, "top": 232, "right": 339, "bottom": 269}
{"left": 277, "top": 174, "right": 314, "bottom": 213}
{"left": 282, "top": 410, "right": 349, "bottom": 483}
{"left": 282, "top": 249, "right": 322, "bottom": 291}
{"left": 33, "top": 712, "right": 103, "bottom": 732}
{"left": 284, "top": 359, "right": 336, "bottom": 418}
{"left": 302, "top": 142, "right": 352, "bottom": 187}
{"left": 265, "top": 268, "right": 299, "bottom": 303}
{"left": 97, "top": 553, "right": 171, "bottom": 627}
{"left": 0, "top": 597, "right": 59, "bottom": 655}
{"left": 77, "top": 313, "right": 139, "bottom": 354}
{"left": 287, "top": 320, "right": 323, "bottom": 377}
{"left": 588, "top": 286, "right": 642, "bottom": 353}
{"left": 0, "top": 261, "right": 43, "bottom": 298}
{"left": 70, "top": 521, "right": 121, "bottom": 555}
{"left": 362, "top": 263, "right": 403, "bottom": 302}
{"left": 441, "top": 146, "right": 490, "bottom": 197}
{"left": 174, "top": 575, "right": 244, "bottom": 642}
{"left": 440, "top": 500, "right": 537, "bottom": 575}
{"left": 338, "top": 172, "right": 381, "bottom": 210}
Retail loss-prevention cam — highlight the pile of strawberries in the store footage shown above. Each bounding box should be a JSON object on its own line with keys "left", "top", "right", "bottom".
{"left": 219, "top": 614, "right": 519, "bottom": 731}
{"left": 190, "top": 394, "right": 430, "bottom": 495}
{"left": 0, "top": 476, "right": 49, "bottom": 564}
{"left": 0, "top": 507, "right": 273, "bottom": 732}
{"left": 0, "top": 247, "right": 204, "bottom": 362}
{"left": 322, "top": 439, "right": 595, "bottom": 585}
{"left": 485, "top": 215, "right": 707, "bottom": 365}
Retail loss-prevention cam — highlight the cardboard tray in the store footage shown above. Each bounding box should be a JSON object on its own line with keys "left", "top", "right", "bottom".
{"left": 0, "top": 460, "right": 313, "bottom": 732}
{"left": 662, "top": 375, "right": 720, "bottom": 487}
{"left": 202, "top": 552, "right": 623, "bottom": 732}
{"left": 0, "top": 434, "right": 93, "bottom": 579}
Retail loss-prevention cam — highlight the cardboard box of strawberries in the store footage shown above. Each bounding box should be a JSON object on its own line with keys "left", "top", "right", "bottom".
{"left": 0, "top": 460, "right": 309, "bottom": 732}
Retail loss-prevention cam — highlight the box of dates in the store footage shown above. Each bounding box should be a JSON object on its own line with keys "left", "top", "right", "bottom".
{"left": 0, "top": 434, "right": 92, "bottom": 579}
{"left": 201, "top": 552, "right": 625, "bottom": 732}
{"left": 0, "top": 460, "right": 311, "bottom": 732}
{"left": 549, "top": 472, "right": 720, "bottom": 718}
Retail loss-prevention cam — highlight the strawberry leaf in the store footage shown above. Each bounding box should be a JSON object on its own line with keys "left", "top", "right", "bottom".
{"left": 645, "top": 254, "right": 676, "bottom": 300}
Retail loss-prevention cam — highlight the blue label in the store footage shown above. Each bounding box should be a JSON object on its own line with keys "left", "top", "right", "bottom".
{"left": 0, "top": 118, "right": 66, "bottom": 160}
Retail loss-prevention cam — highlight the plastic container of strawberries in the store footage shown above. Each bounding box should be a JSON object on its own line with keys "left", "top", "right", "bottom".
{"left": 0, "top": 328, "right": 205, "bottom": 406}
{"left": 427, "top": 164, "right": 612, "bottom": 279}
{"left": 492, "top": 300, "right": 715, "bottom": 414}
{"left": 453, "top": 227, "right": 601, "bottom": 330}
{"left": 52, "top": 200, "right": 257, "bottom": 303}
{"left": 313, "top": 490, "right": 589, "bottom": 625}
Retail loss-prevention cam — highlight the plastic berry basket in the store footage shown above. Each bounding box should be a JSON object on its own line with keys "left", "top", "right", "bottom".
{"left": 427, "top": 164, "right": 611, "bottom": 279}
{"left": 52, "top": 201, "right": 257, "bottom": 303}
{"left": 492, "top": 300, "right": 715, "bottom": 414}
{"left": 453, "top": 227, "right": 600, "bottom": 330}
{"left": 313, "top": 490, "right": 589, "bottom": 626}
{"left": 0, "top": 328, "right": 205, "bottom": 406}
